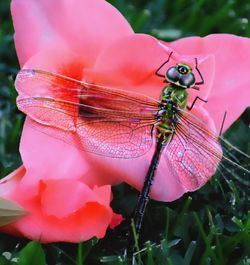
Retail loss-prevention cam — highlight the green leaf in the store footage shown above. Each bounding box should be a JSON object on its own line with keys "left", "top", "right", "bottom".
{"left": 18, "top": 241, "right": 46, "bottom": 265}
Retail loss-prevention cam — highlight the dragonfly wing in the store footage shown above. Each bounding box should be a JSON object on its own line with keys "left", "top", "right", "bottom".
{"left": 16, "top": 69, "right": 158, "bottom": 158}
{"left": 76, "top": 120, "right": 154, "bottom": 158}
{"left": 164, "top": 109, "right": 222, "bottom": 191}
{"left": 16, "top": 69, "right": 159, "bottom": 112}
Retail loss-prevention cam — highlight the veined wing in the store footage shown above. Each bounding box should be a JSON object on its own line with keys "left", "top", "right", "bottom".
{"left": 164, "top": 108, "right": 250, "bottom": 191}
{"left": 16, "top": 69, "right": 159, "bottom": 158}
{"left": 16, "top": 69, "right": 159, "bottom": 110}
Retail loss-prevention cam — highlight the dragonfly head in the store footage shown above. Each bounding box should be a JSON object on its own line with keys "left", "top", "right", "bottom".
{"left": 166, "top": 63, "right": 195, "bottom": 89}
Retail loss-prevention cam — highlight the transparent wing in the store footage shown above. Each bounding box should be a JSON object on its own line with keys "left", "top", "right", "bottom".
{"left": 16, "top": 69, "right": 159, "bottom": 158}
{"left": 164, "top": 111, "right": 222, "bottom": 191}
{"left": 164, "top": 109, "right": 250, "bottom": 191}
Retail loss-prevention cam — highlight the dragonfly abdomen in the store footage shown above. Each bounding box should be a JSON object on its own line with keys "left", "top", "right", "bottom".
{"left": 155, "top": 122, "right": 173, "bottom": 145}
{"left": 155, "top": 102, "right": 176, "bottom": 145}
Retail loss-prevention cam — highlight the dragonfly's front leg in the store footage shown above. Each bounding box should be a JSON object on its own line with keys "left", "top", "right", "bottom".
{"left": 155, "top": 52, "right": 174, "bottom": 79}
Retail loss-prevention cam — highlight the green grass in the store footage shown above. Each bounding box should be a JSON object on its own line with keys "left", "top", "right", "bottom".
{"left": 0, "top": 0, "right": 250, "bottom": 264}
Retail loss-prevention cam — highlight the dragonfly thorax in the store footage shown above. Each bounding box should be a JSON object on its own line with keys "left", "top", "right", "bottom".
{"left": 166, "top": 63, "right": 195, "bottom": 89}
{"left": 161, "top": 84, "right": 188, "bottom": 110}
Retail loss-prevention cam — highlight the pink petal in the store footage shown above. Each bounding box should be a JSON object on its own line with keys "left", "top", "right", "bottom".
{"left": 41, "top": 179, "right": 97, "bottom": 218}
{"left": 110, "top": 212, "right": 123, "bottom": 229}
{"left": 22, "top": 46, "right": 87, "bottom": 79}
{"left": 93, "top": 185, "right": 112, "bottom": 206}
{"left": 169, "top": 34, "right": 250, "bottom": 131}
{"left": 6, "top": 201, "right": 114, "bottom": 242}
{"left": 0, "top": 168, "right": 122, "bottom": 242}
{"left": 11, "top": 0, "right": 133, "bottom": 66}
{"left": 0, "top": 166, "right": 25, "bottom": 196}
{"left": 89, "top": 34, "right": 215, "bottom": 107}
{"left": 20, "top": 118, "right": 119, "bottom": 187}
{"left": 20, "top": 118, "right": 88, "bottom": 184}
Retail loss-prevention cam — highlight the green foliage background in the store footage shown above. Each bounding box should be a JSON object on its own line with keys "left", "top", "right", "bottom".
{"left": 0, "top": 0, "right": 249, "bottom": 264}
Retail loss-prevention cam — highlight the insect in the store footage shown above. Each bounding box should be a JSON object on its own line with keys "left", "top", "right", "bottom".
{"left": 15, "top": 52, "right": 250, "bottom": 260}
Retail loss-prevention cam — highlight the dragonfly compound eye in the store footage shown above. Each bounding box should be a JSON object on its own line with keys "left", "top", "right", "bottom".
{"left": 166, "top": 67, "right": 180, "bottom": 83}
{"left": 179, "top": 73, "right": 195, "bottom": 88}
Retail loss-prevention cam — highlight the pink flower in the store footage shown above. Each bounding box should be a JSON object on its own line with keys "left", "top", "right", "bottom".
{"left": 1, "top": 0, "right": 250, "bottom": 242}
{"left": 0, "top": 166, "right": 122, "bottom": 242}
{"left": 0, "top": 0, "right": 129, "bottom": 242}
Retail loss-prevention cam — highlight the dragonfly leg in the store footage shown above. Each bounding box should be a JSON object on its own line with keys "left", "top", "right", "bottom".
{"left": 155, "top": 51, "right": 173, "bottom": 79}
{"left": 195, "top": 57, "right": 205, "bottom": 85}
{"left": 187, "top": 96, "right": 208, "bottom": 111}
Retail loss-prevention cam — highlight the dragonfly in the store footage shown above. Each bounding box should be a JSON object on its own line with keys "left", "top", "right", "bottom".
{"left": 15, "top": 52, "right": 250, "bottom": 259}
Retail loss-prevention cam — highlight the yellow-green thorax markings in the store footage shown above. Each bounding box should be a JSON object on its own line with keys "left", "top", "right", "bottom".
{"left": 155, "top": 63, "right": 195, "bottom": 144}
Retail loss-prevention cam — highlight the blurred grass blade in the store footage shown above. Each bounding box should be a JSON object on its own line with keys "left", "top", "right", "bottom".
{"left": 0, "top": 197, "right": 26, "bottom": 226}
{"left": 145, "top": 241, "right": 154, "bottom": 265}
{"left": 184, "top": 241, "right": 196, "bottom": 265}
{"left": 100, "top": 255, "right": 126, "bottom": 264}
{"left": 77, "top": 238, "right": 99, "bottom": 265}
